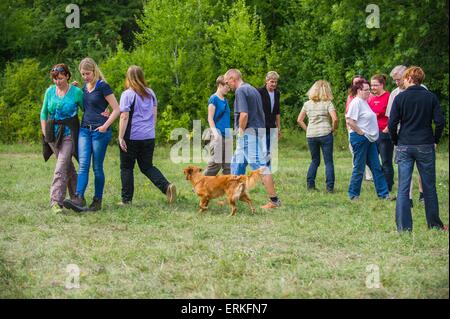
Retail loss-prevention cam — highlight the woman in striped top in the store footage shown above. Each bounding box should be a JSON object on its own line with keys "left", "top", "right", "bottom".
{"left": 297, "top": 80, "right": 338, "bottom": 193}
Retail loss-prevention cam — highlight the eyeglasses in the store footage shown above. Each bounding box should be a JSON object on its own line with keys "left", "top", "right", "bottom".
{"left": 51, "top": 67, "right": 65, "bottom": 72}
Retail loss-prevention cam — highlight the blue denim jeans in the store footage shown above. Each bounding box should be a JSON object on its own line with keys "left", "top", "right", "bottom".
{"left": 376, "top": 132, "right": 394, "bottom": 192}
{"left": 265, "top": 128, "right": 278, "bottom": 167}
{"left": 395, "top": 144, "right": 443, "bottom": 232}
{"left": 348, "top": 132, "right": 389, "bottom": 199}
{"left": 306, "top": 133, "right": 335, "bottom": 190}
{"left": 231, "top": 131, "right": 268, "bottom": 175}
{"left": 76, "top": 127, "right": 112, "bottom": 199}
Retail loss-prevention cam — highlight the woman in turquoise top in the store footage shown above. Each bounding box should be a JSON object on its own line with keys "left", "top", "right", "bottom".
{"left": 40, "top": 64, "right": 84, "bottom": 213}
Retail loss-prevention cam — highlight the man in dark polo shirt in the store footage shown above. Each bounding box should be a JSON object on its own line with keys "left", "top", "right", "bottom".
{"left": 224, "top": 69, "right": 281, "bottom": 209}
{"left": 258, "top": 71, "right": 281, "bottom": 167}
{"left": 388, "top": 66, "right": 447, "bottom": 232}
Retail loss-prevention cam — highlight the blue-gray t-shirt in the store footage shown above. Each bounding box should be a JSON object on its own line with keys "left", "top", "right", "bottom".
{"left": 234, "top": 83, "right": 265, "bottom": 131}
{"left": 81, "top": 80, "right": 113, "bottom": 126}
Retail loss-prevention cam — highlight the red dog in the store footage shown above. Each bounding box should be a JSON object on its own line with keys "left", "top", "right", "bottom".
{"left": 183, "top": 165, "right": 262, "bottom": 216}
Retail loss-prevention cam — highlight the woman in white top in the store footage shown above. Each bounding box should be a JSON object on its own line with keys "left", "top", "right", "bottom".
{"left": 345, "top": 79, "right": 390, "bottom": 201}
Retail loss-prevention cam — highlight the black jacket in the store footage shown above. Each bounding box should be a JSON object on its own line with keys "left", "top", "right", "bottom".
{"left": 257, "top": 86, "right": 280, "bottom": 129}
{"left": 42, "top": 115, "right": 80, "bottom": 162}
{"left": 388, "top": 85, "right": 445, "bottom": 146}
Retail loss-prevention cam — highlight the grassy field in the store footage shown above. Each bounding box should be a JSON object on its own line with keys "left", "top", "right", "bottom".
{"left": 0, "top": 137, "right": 448, "bottom": 299}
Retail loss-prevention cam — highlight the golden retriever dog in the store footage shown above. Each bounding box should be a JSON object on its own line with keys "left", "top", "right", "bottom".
{"left": 183, "top": 165, "right": 262, "bottom": 216}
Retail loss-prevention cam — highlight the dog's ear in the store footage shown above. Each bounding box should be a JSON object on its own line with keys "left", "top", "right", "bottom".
{"left": 183, "top": 166, "right": 193, "bottom": 179}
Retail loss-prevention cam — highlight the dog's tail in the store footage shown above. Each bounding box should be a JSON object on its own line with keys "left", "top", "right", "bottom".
{"left": 233, "top": 183, "right": 245, "bottom": 202}
{"left": 246, "top": 169, "right": 262, "bottom": 190}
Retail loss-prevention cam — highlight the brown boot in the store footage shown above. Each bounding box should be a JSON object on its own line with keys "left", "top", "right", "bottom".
{"left": 88, "top": 197, "right": 102, "bottom": 211}
{"left": 63, "top": 194, "right": 87, "bottom": 212}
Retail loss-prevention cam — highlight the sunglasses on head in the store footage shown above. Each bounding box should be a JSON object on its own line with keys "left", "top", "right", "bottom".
{"left": 51, "top": 67, "right": 65, "bottom": 72}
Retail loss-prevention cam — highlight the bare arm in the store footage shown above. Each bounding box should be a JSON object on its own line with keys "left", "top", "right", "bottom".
{"left": 329, "top": 110, "right": 338, "bottom": 132}
{"left": 297, "top": 111, "right": 307, "bottom": 131}
{"left": 118, "top": 112, "right": 129, "bottom": 152}
{"left": 207, "top": 103, "right": 219, "bottom": 138}
{"left": 97, "top": 94, "right": 120, "bottom": 132}
{"left": 276, "top": 114, "right": 281, "bottom": 138}
{"left": 41, "top": 120, "right": 46, "bottom": 137}
{"left": 238, "top": 112, "right": 248, "bottom": 136}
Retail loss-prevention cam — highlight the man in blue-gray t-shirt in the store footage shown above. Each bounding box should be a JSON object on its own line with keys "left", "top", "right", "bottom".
{"left": 224, "top": 69, "right": 281, "bottom": 209}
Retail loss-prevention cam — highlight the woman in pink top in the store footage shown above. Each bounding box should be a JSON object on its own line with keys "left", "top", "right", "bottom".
{"left": 368, "top": 74, "right": 394, "bottom": 193}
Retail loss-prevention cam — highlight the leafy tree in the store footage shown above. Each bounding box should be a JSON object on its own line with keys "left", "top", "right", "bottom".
{"left": 208, "top": 0, "right": 269, "bottom": 87}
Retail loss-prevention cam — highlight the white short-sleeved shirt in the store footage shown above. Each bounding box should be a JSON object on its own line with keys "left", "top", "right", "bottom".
{"left": 346, "top": 96, "right": 379, "bottom": 142}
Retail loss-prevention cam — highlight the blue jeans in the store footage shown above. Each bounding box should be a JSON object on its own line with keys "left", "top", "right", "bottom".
{"left": 307, "top": 133, "right": 335, "bottom": 189}
{"left": 265, "top": 128, "right": 277, "bottom": 167}
{"left": 376, "top": 132, "right": 394, "bottom": 192}
{"left": 395, "top": 144, "right": 443, "bottom": 232}
{"left": 231, "top": 131, "right": 268, "bottom": 175}
{"left": 348, "top": 132, "right": 389, "bottom": 199}
{"left": 76, "top": 127, "right": 112, "bottom": 199}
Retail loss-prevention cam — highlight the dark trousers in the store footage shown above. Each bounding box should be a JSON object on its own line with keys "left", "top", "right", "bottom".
{"left": 395, "top": 144, "right": 443, "bottom": 232}
{"left": 120, "top": 138, "right": 170, "bottom": 202}
{"left": 306, "top": 133, "right": 335, "bottom": 190}
{"left": 376, "top": 132, "right": 395, "bottom": 192}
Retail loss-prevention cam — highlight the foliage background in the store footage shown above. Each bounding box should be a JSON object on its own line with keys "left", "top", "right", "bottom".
{"left": 0, "top": 0, "right": 448, "bottom": 144}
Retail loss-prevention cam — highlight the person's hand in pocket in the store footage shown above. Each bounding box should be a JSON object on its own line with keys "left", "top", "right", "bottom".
{"left": 95, "top": 125, "right": 108, "bottom": 133}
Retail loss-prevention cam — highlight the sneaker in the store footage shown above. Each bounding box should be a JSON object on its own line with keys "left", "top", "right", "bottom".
{"left": 166, "top": 184, "right": 177, "bottom": 204}
{"left": 261, "top": 200, "right": 281, "bottom": 209}
{"left": 307, "top": 185, "right": 318, "bottom": 191}
{"left": 326, "top": 188, "right": 335, "bottom": 194}
{"left": 63, "top": 194, "right": 87, "bottom": 213}
{"left": 117, "top": 200, "right": 132, "bottom": 207}
{"left": 51, "top": 203, "right": 63, "bottom": 214}
{"left": 442, "top": 225, "right": 448, "bottom": 232}
{"left": 381, "top": 195, "right": 396, "bottom": 201}
{"left": 350, "top": 196, "right": 360, "bottom": 201}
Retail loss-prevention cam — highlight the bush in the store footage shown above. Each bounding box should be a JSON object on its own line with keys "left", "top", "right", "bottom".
{"left": 0, "top": 58, "right": 48, "bottom": 143}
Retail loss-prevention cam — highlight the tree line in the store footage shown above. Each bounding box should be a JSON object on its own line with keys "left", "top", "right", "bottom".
{"left": 0, "top": 0, "right": 448, "bottom": 144}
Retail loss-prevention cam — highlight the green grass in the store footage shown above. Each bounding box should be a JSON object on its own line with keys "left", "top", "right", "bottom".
{"left": 0, "top": 141, "right": 448, "bottom": 298}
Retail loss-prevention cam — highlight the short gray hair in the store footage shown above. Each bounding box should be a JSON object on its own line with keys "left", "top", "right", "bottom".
{"left": 265, "top": 71, "right": 280, "bottom": 81}
{"left": 390, "top": 65, "right": 407, "bottom": 78}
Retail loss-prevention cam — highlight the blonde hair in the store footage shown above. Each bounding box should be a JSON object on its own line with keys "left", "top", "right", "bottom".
{"left": 265, "top": 71, "right": 280, "bottom": 81}
{"left": 79, "top": 57, "right": 106, "bottom": 83}
{"left": 125, "top": 65, "right": 150, "bottom": 98}
{"left": 216, "top": 75, "right": 226, "bottom": 87}
{"left": 307, "top": 80, "right": 333, "bottom": 102}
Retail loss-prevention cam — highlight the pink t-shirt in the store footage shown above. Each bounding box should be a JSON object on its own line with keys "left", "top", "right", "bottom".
{"left": 367, "top": 91, "right": 390, "bottom": 131}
